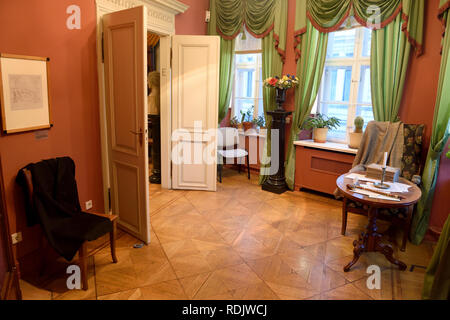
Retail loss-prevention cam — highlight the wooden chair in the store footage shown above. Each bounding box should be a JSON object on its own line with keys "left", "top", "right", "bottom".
{"left": 341, "top": 124, "right": 425, "bottom": 251}
{"left": 217, "top": 127, "right": 250, "bottom": 183}
{"left": 21, "top": 167, "right": 117, "bottom": 291}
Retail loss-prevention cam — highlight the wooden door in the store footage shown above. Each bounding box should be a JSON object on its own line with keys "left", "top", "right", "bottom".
{"left": 103, "top": 6, "right": 150, "bottom": 243}
{"left": 171, "top": 35, "right": 220, "bottom": 191}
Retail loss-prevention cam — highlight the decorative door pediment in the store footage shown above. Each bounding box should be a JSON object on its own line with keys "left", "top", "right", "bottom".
{"left": 96, "top": 0, "right": 188, "bottom": 35}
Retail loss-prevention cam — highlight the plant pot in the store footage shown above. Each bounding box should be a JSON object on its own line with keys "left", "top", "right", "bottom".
{"left": 242, "top": 122, "right": 254, "bottom": 131}
{"left": 348, "top": 132, "right": 363, "bottom": 149}
{"left": 313, "top": 128, "right": 328, "bottom": 143}
{"left": 237, "top": 123, "right": 243, "bottom": 130}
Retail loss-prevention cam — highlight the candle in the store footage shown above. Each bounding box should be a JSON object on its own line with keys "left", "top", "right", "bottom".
{"left": 382, "top": 152, "right": 387, "bottom": 168}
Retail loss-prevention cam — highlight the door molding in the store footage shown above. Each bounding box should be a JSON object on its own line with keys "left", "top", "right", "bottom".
{"left": 0, "top": 155, "right": 21, "bottom": 300}
{"left": 95, "top": 0, "right": 188, "bottom": 212}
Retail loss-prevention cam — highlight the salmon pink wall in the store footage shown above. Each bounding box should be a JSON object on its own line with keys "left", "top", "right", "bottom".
{"left": 176, "top": 0, "right": 209, "bottom": 35}
{"left": 0, "top": 0, "right": 212, "bottom": 282}
{"left": 0, "top": 0, "right": 103, "bottom": 266}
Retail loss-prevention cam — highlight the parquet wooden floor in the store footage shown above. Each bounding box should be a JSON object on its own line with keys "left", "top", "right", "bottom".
{"left": 20, "top": 168, "right": 434, "bottom": 300}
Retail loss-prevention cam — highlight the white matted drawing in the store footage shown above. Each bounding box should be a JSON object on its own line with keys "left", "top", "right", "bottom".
{"left": 9, "top": 74, "right": 43, "bottom": 111}
{"left": 0, "top": 54, "right": 52, "bottom": 134}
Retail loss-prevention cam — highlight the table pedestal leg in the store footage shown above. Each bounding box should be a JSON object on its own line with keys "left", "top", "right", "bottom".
{"left": 344, "top": 206, "right": 407, "bottom": 272}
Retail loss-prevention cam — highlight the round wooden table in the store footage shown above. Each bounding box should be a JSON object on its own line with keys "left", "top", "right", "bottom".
{"left": 336, "top": 174, "right": 422, "bottom": 272}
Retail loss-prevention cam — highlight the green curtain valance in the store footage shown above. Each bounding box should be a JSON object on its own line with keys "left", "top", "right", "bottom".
{"left": 212, "top": 0, "right": 287, "bottom": 61}
{"left": 294, "top": 0, "right": 424, "bottom": 61}
{"left": 215, "top": 0, "right": 274, "bottom": 39}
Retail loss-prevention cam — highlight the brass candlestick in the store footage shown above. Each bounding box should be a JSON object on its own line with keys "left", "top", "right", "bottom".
{"left": 374, "top": 167, "right": 390, "bottom": 189}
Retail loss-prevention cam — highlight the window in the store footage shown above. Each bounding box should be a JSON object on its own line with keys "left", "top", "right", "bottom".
{"left": 232, "top": 29, "right": 263, "bottom": 121}
{"left": 315, "top": 26, "right": 373, "bottom": 142}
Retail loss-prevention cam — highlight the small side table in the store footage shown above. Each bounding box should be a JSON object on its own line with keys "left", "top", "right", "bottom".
{"left": 336, "top": 174, "right": 422, "bottom": 272}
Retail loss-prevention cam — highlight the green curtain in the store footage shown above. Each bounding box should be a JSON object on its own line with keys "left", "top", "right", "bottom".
{"left": 371, "top": 15, "right": 410, "bottom": 122}
{"left": 411, "top": 14, "right": 450, "bottom": 244}
{"left": 420, "top": 2, "right": 450, "bottom": 300}
{"left": 209, "top": 0, "right": 236, "bottom": 123}
{"left": 296, "top": 0, "right": 423, "bottom": 44}
{"left": 284, "top": 0, "right": 424, "bottom": 189}
{"left": 209, "top": 0, "right": 287, "bottom": 125}
{"left": 371, "top": 0, "right": 424, "bottom": 122}
{"left": 285, "top": 19, "right": 329, "bottom": 190}
{"left": 259, "top": 0, "right": 288, "bottom": 183}
{"left": 422, "top": 215, "right": 450, "bottom": 300}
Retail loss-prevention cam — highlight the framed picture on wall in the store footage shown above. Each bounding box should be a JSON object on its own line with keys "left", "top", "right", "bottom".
{"left": 0, "top": 54, "right": 52, "bottom": 134}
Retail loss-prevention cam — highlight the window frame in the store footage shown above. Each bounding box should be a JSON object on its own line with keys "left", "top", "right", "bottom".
{"left": 231, "top": 48, "right": 263, "bottom": 121}
{"left": 316, "top": 27, "right": 372, "bottom": 143}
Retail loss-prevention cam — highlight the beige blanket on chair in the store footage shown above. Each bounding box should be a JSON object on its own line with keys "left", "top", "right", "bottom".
{"left": 351, "top": 121, "right": 404, "bottom": 172}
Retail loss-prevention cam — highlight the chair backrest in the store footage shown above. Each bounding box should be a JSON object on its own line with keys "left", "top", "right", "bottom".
{"left": 401, "top": 124, "right": 425, "bottom": 180}
{"left": 22, "top": 168, "right": 34, "bottom": 204}
{"left": 217, "top": 127, "right": 239, "bottom": 149}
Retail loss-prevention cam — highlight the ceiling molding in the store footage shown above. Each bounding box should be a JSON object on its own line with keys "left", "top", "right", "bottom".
{"left": 96, "top": 0, "right": 189, "bottom": 15}
{"left": 144, "top": 0, "right": 189, "bottom": 15}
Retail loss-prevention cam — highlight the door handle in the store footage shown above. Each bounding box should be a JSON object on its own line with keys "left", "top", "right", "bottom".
{"left": 130, "top": 129, "right": 144, "bottom": 147}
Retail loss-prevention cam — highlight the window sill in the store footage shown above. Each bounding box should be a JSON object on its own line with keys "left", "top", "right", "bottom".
{"left": 238, "top": 129, "right": 266, "bottom": 138}
{"left": 294, "top": 139, "right": 358, "bottom": 155}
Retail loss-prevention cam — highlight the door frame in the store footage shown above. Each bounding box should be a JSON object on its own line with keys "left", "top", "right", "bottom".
{"left": 95, "top": 0, "right": 188, "bottom": 212}
{"left": 0, "top": 155, "right": 21, "bottom": 300}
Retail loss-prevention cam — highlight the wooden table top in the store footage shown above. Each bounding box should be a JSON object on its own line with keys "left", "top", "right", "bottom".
{"left": 336, "top": 174, "right": 422, "bottom": 208}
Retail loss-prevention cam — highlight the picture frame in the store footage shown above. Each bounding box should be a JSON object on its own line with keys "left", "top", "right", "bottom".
{"left": 0, "top": 53, "right": 52, "bottom": 134}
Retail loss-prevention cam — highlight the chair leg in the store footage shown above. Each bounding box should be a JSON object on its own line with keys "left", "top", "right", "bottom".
{"left": 238, "top": 162, "right": 241, "bottom": 173}
{"left": 402, "top": 205, "right": 413, "bottom": 252}
{"left": 110, "top": 220, "right": 118, "bottom": 263}
{"left": 219, "top": 164, "right": 223, "bottom": 183}
{"left": 79, "top": 242, "right": 88, "bottom": 290}
{"left": 246, "top": 154, "right": 250, "bottom": 180}
{"left": 341, "top": 198, "right": 348, "bottom": 235}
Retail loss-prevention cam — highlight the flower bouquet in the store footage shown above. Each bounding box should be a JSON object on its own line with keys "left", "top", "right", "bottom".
{"left": 263, "top": 74, "right": 299, "bottom": 89}
{"left": 264, "top": 75, "right": 299, "bottom": 109}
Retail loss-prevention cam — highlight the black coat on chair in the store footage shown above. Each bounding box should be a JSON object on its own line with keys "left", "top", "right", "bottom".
{"left": 16, "top": 157, "right": 112, "bottom": 261}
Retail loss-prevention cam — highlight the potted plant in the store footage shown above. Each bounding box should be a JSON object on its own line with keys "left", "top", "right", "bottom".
{"left": 240, "top": 107, "right": 255, "bottom": 131}
{"left": 304, "top": 113, "right": 340, "bottom": 143}
{"left": 229, "top": 116, "right": 239, "bottom": 129}
{"left": 348, "top": 116, "right": 364, "bottom": 149}
{"left": 252, "top": 115, "right": 266, "bottom": 132}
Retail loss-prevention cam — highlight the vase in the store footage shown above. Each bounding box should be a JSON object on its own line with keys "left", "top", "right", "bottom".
{"left": 275, "top": 88, "right": 287, "bottom": 110}
{"left": 348, "top": 132, "right": 363, "bottom": 149}
{"left": 313, "top": 128, "right": 328, "bottom": 143}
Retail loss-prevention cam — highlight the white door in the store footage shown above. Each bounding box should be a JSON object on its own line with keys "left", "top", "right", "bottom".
{"left": 171, "top": 35, "right": 220, "bottom": 191}
{"left": 103, "top": 6, "right": 150, "bottom": 243}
